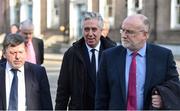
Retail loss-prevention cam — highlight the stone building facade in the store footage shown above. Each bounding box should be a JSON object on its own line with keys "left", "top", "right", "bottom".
{"left": 98, "top": 0, "right": 180, "bottom": 44}
{"left": 0, "top": 0, "right": 68, "bottom": 38}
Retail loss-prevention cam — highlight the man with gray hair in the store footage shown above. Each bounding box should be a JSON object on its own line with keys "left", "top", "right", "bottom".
{"left": 19, "top": 19, "right": 44, "bottom": 65}
{"left": 55, "top": 11, "right": 116, "bottom": 110}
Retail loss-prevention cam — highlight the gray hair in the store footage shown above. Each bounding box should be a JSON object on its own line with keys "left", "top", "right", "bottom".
{"left": 143, "top": 17, "right": 150, "bottom": 33}
{"left": 81, "top": 11, "right": 104, "bottom": 29}
{"left": 20, "top": 19, "right": 34, "bottom": 31}
{"left": 2, "top": 34, "right": 26, "bottom": 53}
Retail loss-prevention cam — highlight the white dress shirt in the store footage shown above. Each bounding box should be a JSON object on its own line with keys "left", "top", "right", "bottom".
{"left": 6, "top": 62, "right": 26, "bottom": 111}
{"left": 86, "top": 41, "right": 101, "bottom": 73}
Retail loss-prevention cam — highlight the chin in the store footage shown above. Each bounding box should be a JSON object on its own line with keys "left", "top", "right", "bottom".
{"left": 87, "top": 42, "right": 95, "bottom": 47}
{"left": 122, "top": 43, "right": 129, "bottom": 48}
{"left": 12, "top": 66, "right": 20, "bottom": 69}
{"left": 13, "top": 63, "right": 23, "bottom": 68}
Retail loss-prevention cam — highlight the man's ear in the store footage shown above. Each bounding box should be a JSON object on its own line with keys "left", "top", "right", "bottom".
{"left": 144, "top": 32, "right": 149, "bottom": 39}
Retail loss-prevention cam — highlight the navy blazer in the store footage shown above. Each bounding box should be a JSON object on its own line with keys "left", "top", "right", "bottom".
{"left": 0, "top": 62, "right": 53, "bottom": 110}
{"left": 95, "top": 43, "right": 179, "bottom": 110}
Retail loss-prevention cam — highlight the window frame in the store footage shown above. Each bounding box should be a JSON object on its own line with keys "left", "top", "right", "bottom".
{"left": 171, "top": 0, "right": 180, "bottom": 29}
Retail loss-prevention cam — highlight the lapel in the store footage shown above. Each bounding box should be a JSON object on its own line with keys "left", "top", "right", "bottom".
{"left": 24, "top": 62, "right": 33, "bottom": 109}
{"left": 0, "top": 63, "right": 7, "bottom": 109}
{"left": 32, "top": 38, "right": 36, "bottom": 50}
{"left": 117, "top": 47, "right": 127, "bottom": 103}
{"left": 98, "top": 44, "right": 104, "bottom": 63}
{"left": 143, "top": 44, "right": 154, "bottom": 101}
{"left": 32, "top": 38, "right": 38, "bottom": 57}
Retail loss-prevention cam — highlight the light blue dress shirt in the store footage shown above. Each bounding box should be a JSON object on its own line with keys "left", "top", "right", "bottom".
{"left": 125, "top": 43, "right": 146, "bottom": 110}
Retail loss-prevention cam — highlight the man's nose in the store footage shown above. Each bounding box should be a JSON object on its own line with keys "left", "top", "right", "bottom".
{"left": 121, "top": 32, "right": 127, "bottom": 38}
{"left": 88, "top": 29, "right": 94, "bottom": 36}
{"left": 15, "top": 53, "right": 20, "bottom": 59}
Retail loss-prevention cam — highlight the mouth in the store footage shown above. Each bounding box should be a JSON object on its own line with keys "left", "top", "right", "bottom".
{"left": 87, "top": 38, "right": 95, "bottom": 41}
{"left": 14, "top": 60, "right": 21, "bottom": 64}
{"left": 121, "top": 39, "right": 129, "bottom": 42}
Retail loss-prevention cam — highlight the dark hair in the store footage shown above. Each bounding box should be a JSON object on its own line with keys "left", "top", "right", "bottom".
{"left": 2, "top": 33, "right": 26, "bottom": 53}
{"left": 81, "top": 11, "right": 104, "bottom": 29}
{"left": 11, "top": 24, "right": 19, "bottom": 29}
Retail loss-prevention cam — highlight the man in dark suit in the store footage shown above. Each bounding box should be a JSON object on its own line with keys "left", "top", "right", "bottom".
{"left": 55, "top": 12, "right": 116, "bottom": 110}
{"left": 19, "top": 19, "right": 44, "bottom": 65}
{"left": 0, "top": 34, "right": 53, "bottom": 110}
{"left": 95, "top": 14, "right": 180, "bottom": 110}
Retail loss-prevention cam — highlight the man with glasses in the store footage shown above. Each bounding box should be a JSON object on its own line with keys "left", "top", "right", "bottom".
{"left": 95, "top": 14, "right": 180, "bottom": 110}
{"left": 55, "top": 11, "right": 115, "bottom": 110}
{"left": 19, "top": 19, "right": 44, "bottom": 65}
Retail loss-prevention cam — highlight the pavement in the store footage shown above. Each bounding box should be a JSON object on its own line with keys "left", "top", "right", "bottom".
{"left": 43, "top": 58, "right": 61, "bottom": 108}
{"left": 160, "top": 44, "right": 180, "bottom": 56}
{"left": 159, "top": 44, "right": 180, "bottom": 74}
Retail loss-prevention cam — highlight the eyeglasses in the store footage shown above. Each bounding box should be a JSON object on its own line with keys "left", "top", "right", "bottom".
{"left": 84, "top": 27, "right": 98, "bottom": 32}
{"left": 120, "top": 28, "right": 145, "bottom": 36}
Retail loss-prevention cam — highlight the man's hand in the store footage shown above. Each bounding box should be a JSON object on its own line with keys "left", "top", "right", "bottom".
{"left": 152, "top": 91, "right": 162, "bottom": 108}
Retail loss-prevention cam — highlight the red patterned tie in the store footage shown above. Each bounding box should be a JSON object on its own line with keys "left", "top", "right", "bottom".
{"left": 127, "top": 52, "right": 137, "bottom": 110}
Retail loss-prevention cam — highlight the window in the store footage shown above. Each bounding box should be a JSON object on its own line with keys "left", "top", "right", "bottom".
{"left": 176, "top": 0, "right": 180, "bottom": 24}
{"left": 47, "top": 0, "right": 60, "bottom": 29}
{"left": 9, "top": 0, "right": 21, "bottom": 25}
{"left": 171, "top": 0, "right": 180, "bottom": 29}
{"left": 135, "top": 0, "right": 143, "bottom": 13}
{"left": 100, "top": 0, "right": 114, "bottom": 27}
{"left": 127, "top": 0, "right": 143, "bottom": 15}
{"left": 107, "top": 0, "right": 113, "bottom": 17}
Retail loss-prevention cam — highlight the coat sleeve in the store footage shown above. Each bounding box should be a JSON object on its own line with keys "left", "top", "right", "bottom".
{"left": 150, "top": 80, "right": 180, "bottom": 110}
{"left": 166, "top": 50, "right": 179, "bottom": 81}
{"left": 55, "top": 50, "right": 71, "bottom": 110}
{"left": 149, "top": 50, "right": 180, "bottom": 110}
{"left": 39, "top": 66, "right": 53, "bottom": 109}
{"left": 39, "top": 39, "right": 44, "bottom": 65}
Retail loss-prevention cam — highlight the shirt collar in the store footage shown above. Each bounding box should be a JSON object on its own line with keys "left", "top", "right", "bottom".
{"left": 6, "top": 62, "right": 24, "bottom": 72}
{"left": 127, "top": 43, "right": 146, "bottom": 57}
{"left": 86, "top": 41, "right": 101, "bottom": 52}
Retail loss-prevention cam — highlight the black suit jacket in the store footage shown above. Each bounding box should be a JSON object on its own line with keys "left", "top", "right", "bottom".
{"left": 32, "top": 37, "right": 44, "bottom": 65}
{"left": 95, "top": 43, "right": 179, "bottom": 110}
{"left": 0, "top": 62, "right": 53, "bottom": 110}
